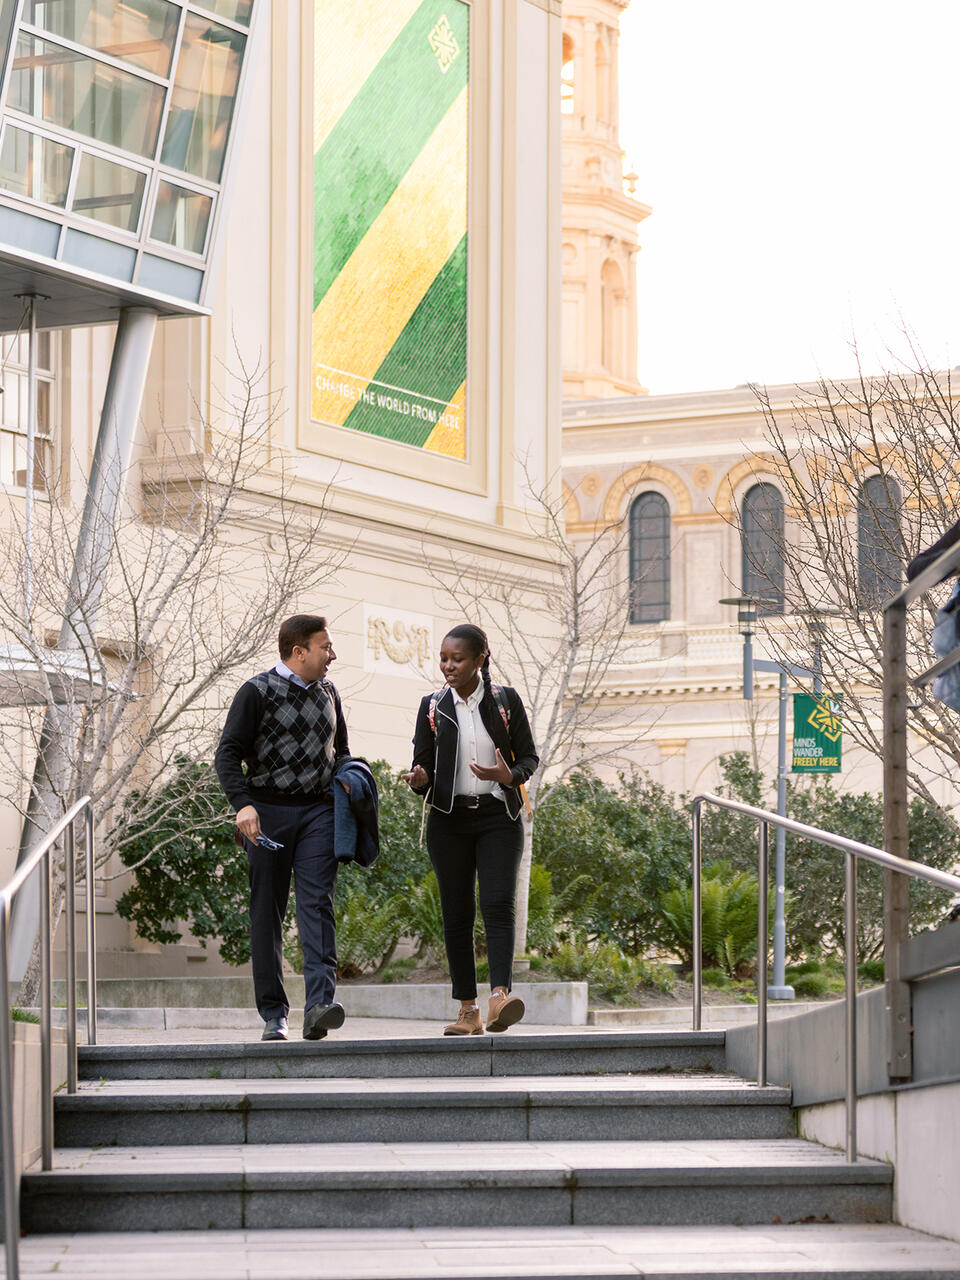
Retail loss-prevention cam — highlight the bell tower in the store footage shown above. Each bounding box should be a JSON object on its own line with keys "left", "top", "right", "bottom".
{"left": 561, "top": 0, "right": 650, "bottom": 398}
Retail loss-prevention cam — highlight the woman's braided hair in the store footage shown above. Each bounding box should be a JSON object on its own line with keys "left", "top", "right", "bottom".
{"left": 444, "top": 623, "right": 493, "bottom": 699}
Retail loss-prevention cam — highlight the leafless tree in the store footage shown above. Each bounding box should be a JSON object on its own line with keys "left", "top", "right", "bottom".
{"left": 733, "top": 353, "right": 960, "bottom": 803}
{"left": 2, "top": 360, "right": 346, "bottom": 1003}
{"left": 424, "top": 462, "right": 664, "bottom": 952}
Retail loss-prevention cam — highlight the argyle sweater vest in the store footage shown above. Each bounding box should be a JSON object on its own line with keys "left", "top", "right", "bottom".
{"left": 245, "top": 671, "right": 337, "bottom": 797}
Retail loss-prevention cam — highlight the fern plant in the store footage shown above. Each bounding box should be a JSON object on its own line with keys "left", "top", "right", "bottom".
{"left": 658, "top": 860, "right": 775, "bottom": 976}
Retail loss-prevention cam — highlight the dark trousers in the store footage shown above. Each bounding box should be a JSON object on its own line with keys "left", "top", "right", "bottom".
{"left": 245, "top": 798, "right": 337, "bottom": 1021}
{"left": 426, "top": 796, "right": 525, "bottom": 1000}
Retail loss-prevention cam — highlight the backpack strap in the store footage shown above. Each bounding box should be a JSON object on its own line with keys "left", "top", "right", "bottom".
{"left": 428, "top": 689, "right": 442, "bottom": 734}
{"left": 491, "top": 684, "right": 510, "bottom": 730}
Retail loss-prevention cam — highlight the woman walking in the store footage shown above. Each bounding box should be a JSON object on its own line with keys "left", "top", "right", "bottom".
{"left": 403, "top": 625, "right": 539, "bottom": 1035}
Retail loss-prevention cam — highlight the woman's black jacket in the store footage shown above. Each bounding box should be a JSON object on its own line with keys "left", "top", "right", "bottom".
{"left": 409, "top": 684, "right": 539, "bottom": 821}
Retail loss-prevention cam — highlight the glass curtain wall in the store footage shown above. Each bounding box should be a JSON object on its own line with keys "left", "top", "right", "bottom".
{"left": 0, "top": 0, "right": 253, "bottom": 302}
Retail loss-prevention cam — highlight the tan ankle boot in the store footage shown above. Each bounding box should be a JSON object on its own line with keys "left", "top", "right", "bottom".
{"left": 443, "top": 1005, "right": 484, "bottom": 1036}
{"left": 486, "top": 991, "right": 525, "bottom": 1032}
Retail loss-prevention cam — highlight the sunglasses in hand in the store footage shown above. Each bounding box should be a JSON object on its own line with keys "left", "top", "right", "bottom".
{"left": 254, "top": 833, "right": 284, "bottom": 851}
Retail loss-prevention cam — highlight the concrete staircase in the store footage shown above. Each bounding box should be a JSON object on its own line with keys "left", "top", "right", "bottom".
{"left": 16, "top": 1029, "right": 960, "bottom": 1278}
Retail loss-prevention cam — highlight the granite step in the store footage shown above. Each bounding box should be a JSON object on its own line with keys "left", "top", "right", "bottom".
{"left": 10, "top": 1223, "right": 960, "bottom": 1279}
{"left": 54, "top": 1074, "right": 795, "bottom": 1147}
{"left": 20, "top": 1138, "right": 893, "bottom": 1234}
{"left": 77, "top": 1029, "right": 727, "bottom": 1081}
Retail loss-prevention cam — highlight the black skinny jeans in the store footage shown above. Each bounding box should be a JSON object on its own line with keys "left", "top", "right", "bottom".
{"left": 426, "top": 796, "right": 525, "bottom": 1000}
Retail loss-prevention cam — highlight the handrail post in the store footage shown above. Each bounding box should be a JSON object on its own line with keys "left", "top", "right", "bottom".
{"left": 757, "top": 820, "right": 769, "bottom": 1087}
{"left": 0, "top": 796, "right": 93, "bottom": 1280}
{"left": 64, "top": 822, "right": 77, "bottom": 1094}
{"left": 84, "top": 805, "right": 97, "bottom": 1046}
{"left": 845, "top": 851, "right": 858, "bottom": 1162}
{"left": 882, "top": 597, "right": 911, "bottom": 1081}
{"left": 0, "top": 899, "right": 19, "bottom": 1280}
{"left": 39, "top": 855, "right": 53, "bottom": 1172}
{"left": 692, "top": 799, "right": 702, "bottom": 1031}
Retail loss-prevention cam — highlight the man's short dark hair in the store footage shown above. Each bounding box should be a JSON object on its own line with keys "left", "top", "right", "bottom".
{"left": 278, "top": 614, "right": 327, "bottom": 660}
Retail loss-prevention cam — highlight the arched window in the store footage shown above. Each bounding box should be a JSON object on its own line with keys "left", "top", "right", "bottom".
{"left": 629, "top": 492, "right": 670, "bottom": 624}
{"left": 858, "top": 475, "right": 901, "bottom": 607}
{"left": 561, "top": 33, "right": 575, "bottom": 115}
{"left": 741, "top": 483, "right": 784, "bottom": 615}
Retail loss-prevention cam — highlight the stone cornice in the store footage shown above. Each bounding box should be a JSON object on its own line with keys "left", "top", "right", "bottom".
{"left": 562, "top": 186, "right": 652, "bottom": 222}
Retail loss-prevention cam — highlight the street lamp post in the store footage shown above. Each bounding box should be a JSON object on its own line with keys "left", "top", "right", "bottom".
{"left": 719, "top": 597, "right": 825, "bottom": 1001}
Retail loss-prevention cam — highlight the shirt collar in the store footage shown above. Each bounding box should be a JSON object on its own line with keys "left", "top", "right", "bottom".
{"left": 275, "top": 660, "right": 315, "bottom": 690}
{"left": 453, "top": 680, "right": 484, "bottom": 710}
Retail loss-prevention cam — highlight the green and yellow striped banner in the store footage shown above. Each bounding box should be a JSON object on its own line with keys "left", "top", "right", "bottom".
{"left": 312, "top": 0, "right": 469, "bottom": 459}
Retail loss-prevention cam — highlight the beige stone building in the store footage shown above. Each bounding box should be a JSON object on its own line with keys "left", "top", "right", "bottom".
{"left": 558, "top": 0, "right": 936, "bottom": 805}
{"left": 561, "top": 385, "right": 885, "bottom": 797}
{"left": 0, "top": 0, "right": 565, "bottom": 976}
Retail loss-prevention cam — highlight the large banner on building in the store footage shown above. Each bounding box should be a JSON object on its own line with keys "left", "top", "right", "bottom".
{"left": 312, "top": 0, "right": 469, "bottom": 460}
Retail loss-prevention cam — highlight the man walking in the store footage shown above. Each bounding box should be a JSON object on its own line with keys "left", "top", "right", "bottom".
{"left": 215, "top": 614, "right": 348, "bottom": 1042}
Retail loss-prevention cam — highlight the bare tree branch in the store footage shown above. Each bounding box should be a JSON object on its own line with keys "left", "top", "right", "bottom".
{"left": 1, "top": 359, "right": 348, "bottom": 1000}
{"left": 729, "top": 355, "right": 960, "bottom": 804}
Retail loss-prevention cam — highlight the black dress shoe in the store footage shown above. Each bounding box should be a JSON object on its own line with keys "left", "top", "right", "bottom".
{"left": 303, "top": 1002, "right": 345, "bottom": 1041}
{"left": 261, "top": 1016, "right": 288, "bottom": 1041}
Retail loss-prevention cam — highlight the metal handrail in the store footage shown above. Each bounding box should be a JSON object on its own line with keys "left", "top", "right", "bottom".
{"left": 885, "top": 538, "right": 960, "bottom": 690}
{"left": 0, "top": 797, "right": 95, "bottom": 1280}
{"left": 881, "top": 538, "right": 960, "bottom": 1075}
{"left": 691, "top": 791, "right": 960, "bottom": 1164}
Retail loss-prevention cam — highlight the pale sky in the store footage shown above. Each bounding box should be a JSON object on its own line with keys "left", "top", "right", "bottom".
{"left": 617, "top": 1, "right": 960, "bottom": 395}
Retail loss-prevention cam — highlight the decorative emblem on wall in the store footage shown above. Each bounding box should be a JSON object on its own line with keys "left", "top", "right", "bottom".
{"left": 692, "top": 464, "right": 715, "bottom": 490}
{"left": 367, "top": 617, "right": 432, "bottom": 668}
{"left": 428, "top": 15, "right": 461, "bottom": 74}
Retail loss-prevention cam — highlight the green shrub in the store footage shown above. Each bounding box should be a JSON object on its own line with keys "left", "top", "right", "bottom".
{"left": 858, "top": 959, "right": 884, "bottom": 984}
{"left": 548, "top": 940, "right": 673, "bottom": 1004}
{"left": 330, "top": 883, "right": 407, "bottom": 976}
{"left": 378, "top": 956, "right": 417, "bottom": 984}
{"left": 785, "top": 778, "right": 959, "bottom": 961}
{"left": 697, "top": 754, "right": 768, "bottom": 876}
{"left": 658, "top": 861, "right": 771, "bottom": 976}
{"left": 475, "top": 957, "right": 490, "bottom": 983}
{"left": 549, "top": 940, "right": 632, "bottom": 1002}
{"left": 632, "top": 957, "right": 675, "bottom": 996}
{"left": 533, "top": 770, "right": 690, "bottom": 955}
{"left": 701, "top": 966, "right": 730, "bottom": 989}
{"left": 525, "top": 864, "right": 558, "bottom": 955}
{"left": 789, "top": 959, "right": 822, "bottom": 976}
{"left": 114, "top": 757, "right": 251, "bottom": 964}
{"left": 406, "top": 871, "right": 446, "bottom": 957}
{"left": 11, "top": 1007, "right": 40, "bottom": 1023}
{"left": 792, "top": 971, "right": 829, "bottom": 998}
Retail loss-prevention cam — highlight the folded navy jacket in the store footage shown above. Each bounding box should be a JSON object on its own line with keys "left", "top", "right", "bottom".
{"left": 332, "top": 756, "right": 380, "bottom": 867}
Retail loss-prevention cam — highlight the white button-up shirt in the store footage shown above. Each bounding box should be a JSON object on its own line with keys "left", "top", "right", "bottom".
{"left": 452, "top": 681, "right": 504, "bottom": 802}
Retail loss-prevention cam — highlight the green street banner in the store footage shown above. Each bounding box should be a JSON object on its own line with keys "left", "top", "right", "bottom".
{"left": 792, "top": 693, "right": 842, "bottom": 774}
{"left": 312, "top": 0, "right": 469, "bottom": 459}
